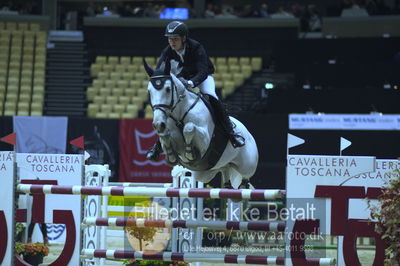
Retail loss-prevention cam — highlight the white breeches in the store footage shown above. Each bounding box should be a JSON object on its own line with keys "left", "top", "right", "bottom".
{"left": 197, "top": 75, "right": 218, "bottom": 100}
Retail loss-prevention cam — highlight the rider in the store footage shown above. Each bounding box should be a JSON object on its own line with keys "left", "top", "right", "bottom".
{"left": 146, "top": 20, "right": 245, "bottom": 161}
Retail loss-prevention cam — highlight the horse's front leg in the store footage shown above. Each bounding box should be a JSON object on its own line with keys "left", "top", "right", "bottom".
{"left": 183, "top": 122, "right": 208, "bottom": 161}
{"left": 159, "top": 136, "right": 178, "bottom": 166}
{"left": 183, "top": 122, "right": 198, "bottom": 161}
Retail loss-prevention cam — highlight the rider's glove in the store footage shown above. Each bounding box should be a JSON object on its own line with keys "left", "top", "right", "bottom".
{"left": 178, "top": 78, "right": 194, "bottom": 89}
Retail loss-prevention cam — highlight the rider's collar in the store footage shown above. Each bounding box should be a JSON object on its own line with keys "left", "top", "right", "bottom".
{"left": 150, "top": 75, "right": 171, "bottom": 90}
{"left": 176, "top": 45, "right": 186, "bottom": 62}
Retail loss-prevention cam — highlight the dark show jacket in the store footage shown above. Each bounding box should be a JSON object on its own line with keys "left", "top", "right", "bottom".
{"left": 156, "top": 38, "right": 215, "bottom": 87}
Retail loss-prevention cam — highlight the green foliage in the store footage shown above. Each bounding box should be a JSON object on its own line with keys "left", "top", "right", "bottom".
{"left": 369, "top": 169, "right": 400, "bottom": 265}
{"left": 15, "top": 223, "right": 25, "bottom": 235}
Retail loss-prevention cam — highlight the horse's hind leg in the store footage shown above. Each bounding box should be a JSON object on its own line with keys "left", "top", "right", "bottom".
{"left": 220, "top": 169, "right": 234, "bottom": 188}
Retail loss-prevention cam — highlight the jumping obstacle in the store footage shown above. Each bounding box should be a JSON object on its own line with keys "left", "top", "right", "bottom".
{"left": 17, "top": 184, "right": 285, "bottom": 200}
{"left": 82, "top": 217, "right": 287, "bottom": 232}
{"left": 81, "top": 249, "right": 336, "bottom": 265}
{"left": 108, "top": 182, "right": 173, "bottom": 187}
{"left": 0, "top": 149, "right": 353, "bottom": 266}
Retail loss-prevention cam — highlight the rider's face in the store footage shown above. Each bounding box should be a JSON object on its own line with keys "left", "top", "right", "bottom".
{"left": 168, "top": 36, "right": 185, "bottom": 51}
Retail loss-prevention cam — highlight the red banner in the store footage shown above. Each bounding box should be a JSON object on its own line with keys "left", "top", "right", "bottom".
{"left": 119, "top": 119, "right": 172, "bottom": 183}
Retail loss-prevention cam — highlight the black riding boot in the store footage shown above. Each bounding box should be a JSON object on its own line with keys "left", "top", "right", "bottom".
{"left": 146, "top": 140, "right": 162, "bottom": 161}
{"left": 208, "top": 95, "right": 245, "bottom": 148}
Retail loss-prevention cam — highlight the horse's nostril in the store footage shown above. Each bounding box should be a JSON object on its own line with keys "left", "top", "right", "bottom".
{"left": 154, "top": 122, "right": 166, "bottom": 133}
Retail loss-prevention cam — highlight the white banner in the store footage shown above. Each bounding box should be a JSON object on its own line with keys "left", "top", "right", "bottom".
{"left": 289, "top": 114, "right": 400, "bottom": 130}
{"left": 289, "top": 114, "right": 342, "bottom": 130}
{"left": 0, "top": 151, "right": 15, "bottom": 265}
{"left": 17, "top": 153, "right": 83, "bottom": 266}
{"left": 286, "top": 155, "right": 376, "bottom": 265}
{"left": 342, "top": 114, "right": 398, "bottom": 130}
{"left": 286, "top": 155, "right": 376, "bottom": 233}
{"left": 13, "top": 116, "right": 68, "bottom": 153}
{"left": 348, "top": 159, "right": 400, "bottom": 220}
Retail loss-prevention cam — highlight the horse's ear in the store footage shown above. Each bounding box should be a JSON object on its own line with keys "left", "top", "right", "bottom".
{"left": 164, "top": 59, "right": 171, "bottom": 75}
{"left": 143, "top": 58, "right": 154, "bottom": 77}
{"left": 171, "top": 73, "right": 185, "bottom": 92}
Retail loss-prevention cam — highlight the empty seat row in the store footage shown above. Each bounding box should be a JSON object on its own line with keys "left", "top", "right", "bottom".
{"left": 0, "top": 22, "right": 42, "bottom": 31}
{"left": 88, "top": 103, "right": 139, "bottom": 119}
{"left": 88, "top": 55, "right": 263, "bottom": 119}
{"left": 0, "top": 24, "right": 47, "bottom": 117}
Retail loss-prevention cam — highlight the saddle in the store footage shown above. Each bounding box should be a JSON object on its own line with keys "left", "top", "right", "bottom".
{"left": 178, "top": 93, "right": 229, "bottom": 171}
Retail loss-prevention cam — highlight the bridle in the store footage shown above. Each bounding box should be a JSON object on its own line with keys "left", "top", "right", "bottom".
{"left": 150, "top": 75, "right": 184, "bottom": 115}
{"left": 149, "top": 75, "right": 200, "bottom": 132}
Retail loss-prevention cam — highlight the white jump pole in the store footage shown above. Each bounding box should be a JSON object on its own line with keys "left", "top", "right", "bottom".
{"left": 17, "top": 184, "right": 285, "bottom": 200}
{"left": 82, "top": 217, "right": 287, "bottom": 232}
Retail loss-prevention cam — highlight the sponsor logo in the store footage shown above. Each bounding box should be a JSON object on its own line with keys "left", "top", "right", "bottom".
{"left": 46, "top": 224, "right": 66, "bottom": 241}
{"left": 133, "top": 129, "right": 167, "bottom": 166}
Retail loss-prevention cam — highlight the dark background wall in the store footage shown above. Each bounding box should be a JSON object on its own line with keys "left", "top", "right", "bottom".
{"left": 289, "top": 129, "right": 400, "bottom": 159}
{"left": 83, "top": 24, "right": 298, "bottom": 60}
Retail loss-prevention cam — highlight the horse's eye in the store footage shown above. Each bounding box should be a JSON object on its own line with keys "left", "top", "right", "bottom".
{"left": 166, "top": 87, "right": 171, "bottom": 93}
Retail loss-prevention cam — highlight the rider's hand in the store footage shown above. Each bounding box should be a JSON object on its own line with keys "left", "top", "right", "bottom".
{"left": 178, "top": 78, "right": 193, "bottom": 89}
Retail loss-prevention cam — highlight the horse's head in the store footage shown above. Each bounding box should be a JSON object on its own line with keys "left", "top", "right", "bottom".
{"left": 144, "top": 59, "right": 186, "bottom": 135}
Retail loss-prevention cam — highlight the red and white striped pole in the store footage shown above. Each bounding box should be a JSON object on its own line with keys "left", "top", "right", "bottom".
{"left": 17, "top": 184, "right": 285, "bottom": 200}
{"left": 82, "top": 217, "right": 287, "bottom": 232}
{"left": 81, "top": 249, "right": 336, "bottom": 265}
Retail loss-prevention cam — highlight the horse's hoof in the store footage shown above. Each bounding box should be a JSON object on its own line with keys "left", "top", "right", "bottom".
{"left": 224, "top": 182, "right": 233, "bottom": 189}
{"left": 166, "top": 154, "right": 177, "bottom": 165}
{"left": 239, "top": 180, "right": 254, "bottom": 189}
{"left": 166, "top": 161, "right": 178, "bottom": 167}
{"left": 185, "top": 146, "right": 199, "bottom": 161}
{"left": 166, "top": 159, "right": 178, "bottom": 166}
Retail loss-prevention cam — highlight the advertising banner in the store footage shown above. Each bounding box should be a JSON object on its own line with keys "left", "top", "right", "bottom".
{"left": 0, "top": 151, "right": 15, "bottom": 265}
{"left": 287, "top": 155, "right": 376, "bottom": 234}
{"left": 286, "top": 154, "right": 383, "bottom": 265}
{"left": 119, "top": 119, "right": 171, "bottom": 183}
{"left": 348, "top": 159, "right": 400, "bottom": 219}
{"left": 289, "top": 114, "right": 400, "bottom": 130}
{"left": 17, "top": 153, "right": 83, "bottom": 266}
